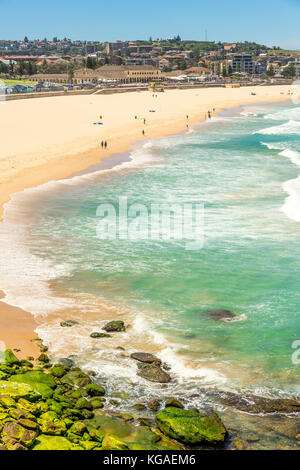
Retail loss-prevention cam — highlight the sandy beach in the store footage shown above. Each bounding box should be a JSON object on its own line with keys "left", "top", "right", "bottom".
{"left": 0, "top": 84, "right": 293, "bottom": 356}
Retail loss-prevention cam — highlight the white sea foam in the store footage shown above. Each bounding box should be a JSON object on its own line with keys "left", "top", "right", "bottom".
{"left": 281, "top": 175, "right": 300, "bottom": 222}
{"left": 263, "top": 106, "right": 300, "bottom": 122}
{"left": 255, "top": 120, "right": 300, "bottom": 136}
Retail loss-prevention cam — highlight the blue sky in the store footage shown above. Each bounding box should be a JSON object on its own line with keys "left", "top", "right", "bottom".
{"left": 1, "top": 0, "right": 299, "bottom": 49}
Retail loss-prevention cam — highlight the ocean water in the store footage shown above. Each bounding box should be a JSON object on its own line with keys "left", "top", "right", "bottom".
{"left": 1, "top": 100, "right": 300, "bottom": 414}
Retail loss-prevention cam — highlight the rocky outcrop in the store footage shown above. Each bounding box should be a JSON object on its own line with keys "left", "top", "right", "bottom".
{"left": 102, "top": 321, "right": 126, "bottom": 332}
{"left": 136, "top": 363, "right": 171, "bottom": 383}
{"left": 202, "top": 389, "right": 300, "bottom": 414}
{"left": 90, "top": 332, "right": 111, "bottom": 338}
{"left": 156, "top": 407, "right": 227, "bottom": 445}
{"left": 60, "top": 320, "right": 79, "bottom": 327}
{"left": 205, "top": 309, "right": 236, "bottom": 322}
{"left": 131, "top": 352, "right": 162, "bottom": 366}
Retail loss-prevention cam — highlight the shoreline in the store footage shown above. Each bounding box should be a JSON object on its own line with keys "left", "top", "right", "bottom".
{"left": 0, "top": 85, "right": 293, "bottom": 357}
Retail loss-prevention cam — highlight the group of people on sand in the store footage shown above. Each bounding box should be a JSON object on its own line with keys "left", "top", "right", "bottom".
{"left": 100, "top": 141, "right": 108, "bottom": 149}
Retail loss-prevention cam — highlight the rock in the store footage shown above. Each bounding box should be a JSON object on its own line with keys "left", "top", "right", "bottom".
{"left": 215, "top": 390, "right": 300, "bottom": 414}
{"left": 12, "top": 443, "right": 27, "bottom": 450}
{"left": 90, "top": 332, "right": 111, "bottom": 338}
{"left": 165, "top": 398, "right": 184, "bottom": 409}
{"left": 131, "top": 352, "right": 162, "bottom": 366}
{"left": 2, "top": 421, "right": 37, "bottom": 448}
{"left": 33, "top": 435, "right": 79, "bottom": 450}
{"left": 0, "top": 380, "right": 38, "bottom": 402}
{"left": 17, "top": 418, "right": 39, "bottom": 431}
{"left": 156, "top": 407, "right": 227, "bottom": 445}
{"left": 137, "top": 362, "right": 171, "bottom": 383}
{"left": 102, "top": 434, "right": 129, "bottom": 450}
{"left": 0, "top": 349, "right": 21, "bottom": 366}
{"left": 205, "top": 309, "right": 236, "bottom": 322}
{"left": 68, "top": 422, "right": 87, "bottom": 436}
{"left": 2, "top": 436, "right": 19, "bottom": 450}
{"left": 61, "top": 370, "right": 91, "bottom": 388}
{"left": 57, "top": 358, "right": 75, "bottom": 368}
{"left": 38, "top": 353, "right": 50, "bottom": 363}
{"left": 90, "top": 398, "right": 105, "bottom": 409}
{"left": 17, "top": 398, "right": 39, "bottom": 416}
{"left": 229, "top": 437, "right": 251, "bottom": 450}
{"left": 0, "top": 395, "right": 16, "bottom": 408}
{"left": 9, "top": 408, "right": 36, "bottom": 421}
{"left": 103, "top": 321, "right": 125, "bottom": 332}
{"left": 11, "top": 371, "right": 56, "bottom": 399}
{"left": 89, "top": 428, "right": 105, "bottom": 443}
{"left": 38, "top": 411, "right": 67, "bottom": 436}
{"left": 75, "top": 397, "right": 93, "bottom": 411}
{"left": 133, "top": 403, "right": 146, "bottom": 411}
{"left": 85, "top": 384, "right": 105, "bottom": 397}
{"left": 50, "top": 364, "right": 70, "bottom": 378}
{"left": 60, "top": 320, "right": 79, "bottom": 327}
{"left": 148, "top": 399, "right": 161, "bottom": 412}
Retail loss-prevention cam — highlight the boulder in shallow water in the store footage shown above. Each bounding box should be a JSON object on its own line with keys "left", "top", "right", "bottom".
{"left": 60, "top": 320, "right": 79, "bottom": 327}
{"left": 137, "top": 362, "right": 171, "bottom": 383}
{"left": 205, "top": 309, "right": 236, "bottom": 322}
{"left": 156, "top": 407, "right": 227, "bottom": 445}
{"left": 131, "top": 352, "right": 162, "bottom": 366}
{"left": 90, "top": 332, "right": 111, "bottom": 338}
{"left": 102, "top": 321, "right": 125, "bottom": 332}
{"left": 165, "top": 398, "right": 184, "bottom": 409}
{"left": 215, "top": 390, "right": 300, "bottom": 414}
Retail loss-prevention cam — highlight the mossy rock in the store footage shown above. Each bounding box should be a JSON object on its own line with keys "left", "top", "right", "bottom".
{"left": 85, "top": 384, "right": 105, "bottom": 397}
{"left": 85, "top": 413, "right": 168, "bottom": 450}
{"left": 79, "top": 440, "right": 101, "bottom": 450}
{"left": 90, "top": 332, "right": 111, "bottom": 338}
{"left": 61, "top": 370, "right": 91, "bottom": 388}
{"left": 156, "top": 407, "right": 227, "bottom": 445}
{"left": 17, "top": 398, "right": 40, "bottom": 416}
{"left": 0, "top": 349, "right": 21, "bottom": 366}
{"left": 102, "top": 434, "right": 129, "bottom": 450}
{"left": 50, "top": 364, "right": 69, "bottom": 378}
{"left": 33, "top": 435, "right": 81, "bottom": 450}
{"left": 90, "top": 397, "right": 104, "bottom": 409}
{"left": 2, "top": 421, "right": 37, "bottom": 448}
{"left": 0, "top": 380, "right": 38, "bottom": 402}
{"left": 0, "top": 395, "right": 17, "bottom": 408}
{"left": 38, "top": 411, "right": 67, "bottom": 436}
{"left": 68, "top": 421, "right": 87, "bottom": 436}
{"left": 102, "top": 321, "right": 125, "bottom": 332}
{"left": 165, "top": 398, "right": 184, "bottom": 409}
{"left": 10, "top": 371, "right": 56, "bottom": 399}
{"left": 38, "top": 353, "right": 50, "bottom": 363}
{"left": 75, "top": 397, "right": 93, "bottom": 410}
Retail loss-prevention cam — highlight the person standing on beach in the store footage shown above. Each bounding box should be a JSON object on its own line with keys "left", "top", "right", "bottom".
{"left": 104, "top": 141, "right": 107, "bottom": 149}
{"left": 142, "top": 130, "right": 145, "bottom": 136}
{"left": 101, "top": 141, "right": 104, "bottom": 148}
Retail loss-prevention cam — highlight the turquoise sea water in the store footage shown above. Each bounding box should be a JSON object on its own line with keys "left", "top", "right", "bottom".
{"left": 1, "top": 101, "right": 300, "bottom": 408}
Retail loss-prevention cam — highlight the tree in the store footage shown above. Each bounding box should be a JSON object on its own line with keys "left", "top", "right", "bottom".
{"left": 24, "top": 36, "right": 29, "bottom": 43}
{"left": 267, "top": 65, "right": 275, "bottom": 77}
{"left": 67, "top": 63, "right": 75, "bottom": 83}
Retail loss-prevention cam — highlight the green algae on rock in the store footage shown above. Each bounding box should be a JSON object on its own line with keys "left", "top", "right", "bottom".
{"left": 156, "top": 407, "right": 227, "bottom": 445}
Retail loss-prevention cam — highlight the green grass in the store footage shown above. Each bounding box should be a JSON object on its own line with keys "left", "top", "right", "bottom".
{"left": 3, "top": 79, "right": 36, "bottom": 86}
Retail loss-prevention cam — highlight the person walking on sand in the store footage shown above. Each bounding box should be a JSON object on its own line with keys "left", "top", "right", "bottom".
{"left": 142, "top": 130, "right": 145, "bottom": 136}
{"left": 101, "top": 141, "right": 104, "bottom": 148}
{"left": 104, "top": 141, "right": 107, "bottom": 149}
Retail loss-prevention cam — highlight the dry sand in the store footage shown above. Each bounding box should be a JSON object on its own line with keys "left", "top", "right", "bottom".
{"left": 0, "top": 84, "right": 293, "bottom": 356}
